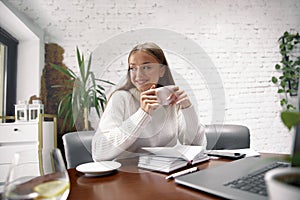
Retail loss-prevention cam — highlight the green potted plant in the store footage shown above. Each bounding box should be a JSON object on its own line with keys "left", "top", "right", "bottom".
{"left": 266, "top": 31, "right": 300, "bottom": 199}
{"left": 271, "top": 31, "right": 300, "bottom": 111}
{"left": 51, "top": 47, "right": 114, "bottom": 131}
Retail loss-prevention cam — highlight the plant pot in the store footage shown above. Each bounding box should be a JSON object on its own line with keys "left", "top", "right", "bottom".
{"left": 265, "top": 167, "right": 300, "bottom": 200}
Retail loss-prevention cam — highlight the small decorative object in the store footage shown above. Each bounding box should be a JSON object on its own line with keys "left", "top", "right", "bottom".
{"left": 29, "top": 100, "right": 44, "bottom": 121}
{"left": 15, "top": 100, "right": 29, "bottom": 122}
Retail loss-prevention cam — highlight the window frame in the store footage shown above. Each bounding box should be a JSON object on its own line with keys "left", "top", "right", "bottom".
{"left": 0, "top": 27, "right": 18, "bottom": 117}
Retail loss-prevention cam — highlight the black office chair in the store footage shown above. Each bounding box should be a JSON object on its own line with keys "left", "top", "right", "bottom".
{"left": 62, "top": 131, "right": 95, "bottom": 169}
{"left": 205, "top": 124, "right": 250, "bottom": 150}
{"left": 62, "top": 125, "right": 250, "bottom": 168}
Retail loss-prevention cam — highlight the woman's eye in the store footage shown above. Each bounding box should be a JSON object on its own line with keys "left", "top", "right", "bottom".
{"left": 143, "top": 66, "right": 151, "bottom": 70}
{"left": 129, "top": 67, "right": 137, "bottom": 71}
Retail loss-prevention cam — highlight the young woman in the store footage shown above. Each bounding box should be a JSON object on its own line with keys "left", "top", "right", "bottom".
{"left": 92, "top": 42, "right": 206, "bottom": 161}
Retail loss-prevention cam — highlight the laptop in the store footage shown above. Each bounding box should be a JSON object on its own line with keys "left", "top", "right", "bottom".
{"left": 175, "top": 112, "right": 300, "bottom": 200}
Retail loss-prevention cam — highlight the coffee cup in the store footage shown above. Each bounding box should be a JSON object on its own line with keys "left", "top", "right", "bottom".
{"left": 156, "top": 85, "right": 175, "bottom": 105}
{"left": 265, "top": 167, "right": 300, "bottom": 200}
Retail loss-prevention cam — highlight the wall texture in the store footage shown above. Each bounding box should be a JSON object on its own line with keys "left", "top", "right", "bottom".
{"left": 6, "top": 0, "right": 300, "bottom": 153}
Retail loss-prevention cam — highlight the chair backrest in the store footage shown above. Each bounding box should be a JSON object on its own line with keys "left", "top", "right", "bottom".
{"left": 62, "top": 125, "right": 250, "bottom": 167}
{"left": 205, "top": 124, "right": 250, "bottom": 150}
{"left": 62, "top": 131, "right": 95, "bottom": 169}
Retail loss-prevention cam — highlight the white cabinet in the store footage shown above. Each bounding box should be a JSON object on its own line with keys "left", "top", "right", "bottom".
{"left": 0, "top": 114, "right": 57, "bottom": 192}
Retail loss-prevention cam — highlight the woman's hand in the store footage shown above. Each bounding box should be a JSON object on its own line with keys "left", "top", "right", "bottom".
{"left": 168, "top": 86, "right": 192, "bottom": 109}
{"left": 140, "top": 84, "right": 160, "bottom": 114}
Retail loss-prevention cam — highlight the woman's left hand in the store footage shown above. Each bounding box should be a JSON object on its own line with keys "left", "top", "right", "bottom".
{"left": 168, "top": 86, "right": 192, "bottom": 109}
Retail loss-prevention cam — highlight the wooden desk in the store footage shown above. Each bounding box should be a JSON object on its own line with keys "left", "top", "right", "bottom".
{"left": 67, "top": 153, "right": 285, "bottom": 200}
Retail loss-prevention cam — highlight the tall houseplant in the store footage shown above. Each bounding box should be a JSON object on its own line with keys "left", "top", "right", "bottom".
{"left": 270, "top": 32, "right": 300, "bottom": 190}
{"left": 51, "top": 47, "right": 114, "bottom": 131}
{"left": 271, "top": 31, "right": 300, "bottom": 111}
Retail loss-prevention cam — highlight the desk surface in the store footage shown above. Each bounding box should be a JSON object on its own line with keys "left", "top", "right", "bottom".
{"left": 67, "top": 153, "right": 285, "bottom": 200}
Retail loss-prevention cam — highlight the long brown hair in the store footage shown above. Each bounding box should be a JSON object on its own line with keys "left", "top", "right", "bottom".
{"left": 116, "top": 42, "right": 175, "bottom": 92}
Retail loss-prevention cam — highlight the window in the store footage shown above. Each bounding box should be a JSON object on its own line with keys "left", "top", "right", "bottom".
{"left": 0, "top": 27, "right": 18, "bottom": 118}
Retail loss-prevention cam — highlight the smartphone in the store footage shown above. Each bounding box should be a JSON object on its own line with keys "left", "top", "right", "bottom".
{"left": 207, "top": 151, "right": 246, "bottom": 160}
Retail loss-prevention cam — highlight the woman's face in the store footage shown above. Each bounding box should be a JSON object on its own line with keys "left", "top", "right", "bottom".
{"left": 128, "top": 51, "right": 165, "bottom": 92}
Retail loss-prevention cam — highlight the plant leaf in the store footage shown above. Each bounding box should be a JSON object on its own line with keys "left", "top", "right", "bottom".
{"left": 86, "top": 53, "right": 92, "bottom": 80}
{"left": 275, "top": 64, "right": 281, "bottom": 70}
{"left": 95, "top": 78, "right": 115, "bottom": 85}
{"left": 76, "top": 47, "right": 82, "bottom": 68}
{"left": 51, "top": 63, "right": 76, "bottom": 79}
{"left": 271, "top": 77, "right": 278, "bottom": 83}
{"left": 280, "top": 99, "right": 287, "bottom": 106}
{"left": 281, "top": 111, "right": 300, "bottom": 130}
{"left": 278, "top": 89, "right": 285, "bottom": 93}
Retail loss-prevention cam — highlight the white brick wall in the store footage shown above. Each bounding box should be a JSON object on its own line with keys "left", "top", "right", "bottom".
{"left": 7, "top": 0, "right": 300, "bottom": 153}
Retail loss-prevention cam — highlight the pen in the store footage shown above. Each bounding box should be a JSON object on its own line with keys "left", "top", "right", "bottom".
{"left": 165, "top": 167, "right": 199, "bottom": 180}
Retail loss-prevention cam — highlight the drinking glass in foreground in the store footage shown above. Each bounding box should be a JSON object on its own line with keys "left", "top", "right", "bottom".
{"left": 3, "top": 148, "right": 70, "bottom": 200}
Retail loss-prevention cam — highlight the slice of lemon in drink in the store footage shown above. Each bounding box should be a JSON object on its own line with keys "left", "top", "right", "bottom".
{"left": 33, "top": 180, "right": 69, "bottom": 198}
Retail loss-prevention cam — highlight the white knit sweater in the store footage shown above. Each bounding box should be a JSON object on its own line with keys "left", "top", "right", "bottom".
{"left": 92, "top": 88, "right": 207, "bottom": 161}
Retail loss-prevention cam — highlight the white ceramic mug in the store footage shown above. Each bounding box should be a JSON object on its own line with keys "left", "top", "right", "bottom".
{"left": 265, "top": 167, "right": 300, "bottom": 200}
{"left": 156, "top": 85, "right": 175, "bottom": 105}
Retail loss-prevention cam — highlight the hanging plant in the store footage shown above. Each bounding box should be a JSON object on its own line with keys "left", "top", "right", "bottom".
{"left": 271, "top": 31, "right": 300, "bottom": 110}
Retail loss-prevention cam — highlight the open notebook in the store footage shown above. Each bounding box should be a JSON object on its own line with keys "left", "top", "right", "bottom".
{"left": 138, "top": 145, "right": 209, "bottom": 173}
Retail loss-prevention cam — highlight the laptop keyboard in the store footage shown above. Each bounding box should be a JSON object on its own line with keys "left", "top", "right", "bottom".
{"left": 223, "top": 162, "right": 289, "bottom": 196}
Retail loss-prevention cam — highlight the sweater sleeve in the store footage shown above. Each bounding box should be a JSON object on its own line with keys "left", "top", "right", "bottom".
{"left": 177, "top": 105, "right": 207, "bottom": 148}
{"left": 92, "top": 91, "right": 151, "bottom": 161}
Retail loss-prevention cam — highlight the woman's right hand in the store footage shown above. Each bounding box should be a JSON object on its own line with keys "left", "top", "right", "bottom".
{"left": 140, "top": 84, "right": 159, "bottom": 114}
